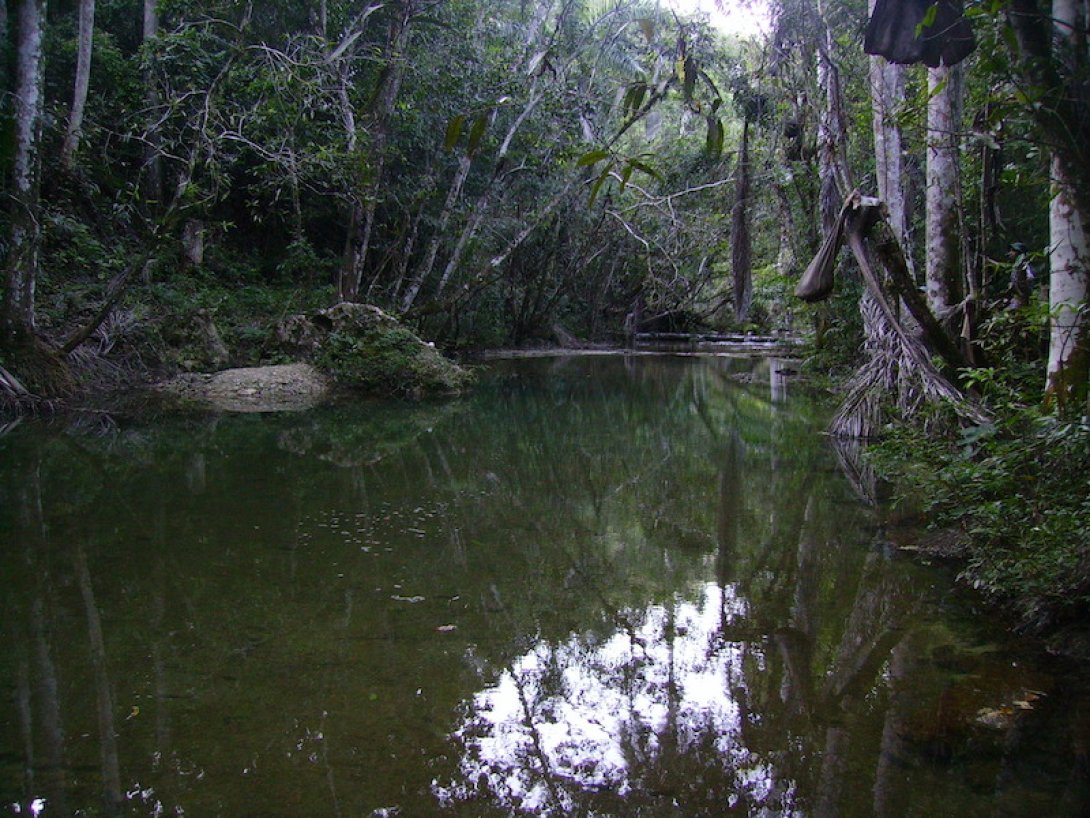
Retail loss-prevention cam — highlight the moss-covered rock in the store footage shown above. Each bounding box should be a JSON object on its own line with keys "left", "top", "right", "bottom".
{"left": 277, "top": 303, "right": 471, "bottom": 397}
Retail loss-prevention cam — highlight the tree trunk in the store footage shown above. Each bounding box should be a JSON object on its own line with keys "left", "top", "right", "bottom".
{"left": 868, "top": 40, "right": 912, "bottom": 274}
{"left": 60, "top": 0, "right": 95, "bottom": 169}
{"left": 142, "top": 0, "right": 162, "bottom": 205}
{"left": 400, "top": 153, "right": 473, "bottom": 311}
{"left": 1045, "top": 0, "right": 1090, "bottom": 409}
{"left": 774, "top": 179, "right": 798, "bottom": 279}
{"left": 925, "top": 63, "right": 964, "bottom": 328}
{"left": 340, "top": 0, "right": 414, "bottom": 302}
{"left": 2, "top": 0, "right": 48, "bottom": 341}
{"left": 816, "top": 8, "right": 852, "bottom": 232}
{"left": 731, "top": 117, "right": 753, "bottom": 323}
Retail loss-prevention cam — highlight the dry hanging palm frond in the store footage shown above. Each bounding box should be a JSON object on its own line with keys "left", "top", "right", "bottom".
{"left": 795, "top": 197, "right": 853, "bottom": 303}
{"left": 829, "top": 225, "right": 989, "bottom": 438}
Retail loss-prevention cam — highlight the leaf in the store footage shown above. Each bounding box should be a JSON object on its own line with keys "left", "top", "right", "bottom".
{"left": 627, "top": 158, "right": 662, "bottom": 181}
{"left": 705, "top": 116, "right": 724, "bottom": 158}
{"left": 915, "top": 2, "right": 939, "bottom": 36}
{"left": 577, "top": 149, "right": 610, "bottom": 167}
{"left": 467, "top": 113, "right": 489, "bottom": 155}
{"left": 624, "top": 82, "right": 648, "bottom": 117}
{"left": 683, "top": 57, "right": 697, "bottom": 101}
{"left": 620, "top": 163, "right": 634, "bottom": 192}
{"left": 444, "top": 115, "right": 465, "bottom": 151}
{"left": 927, "top": 77, "right": 949, "bottom": 101}
{"left": 588, "top": 162, "right": 614, "bottom": 207}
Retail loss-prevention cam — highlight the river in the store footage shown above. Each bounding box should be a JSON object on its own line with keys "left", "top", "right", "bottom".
{"left": 1, "top": 354, "right": 1086, "bottom": 816}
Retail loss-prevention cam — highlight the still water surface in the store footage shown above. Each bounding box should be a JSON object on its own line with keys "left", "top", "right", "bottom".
{"left": 1, "top": 355, "right": 1086, "bottom": 817}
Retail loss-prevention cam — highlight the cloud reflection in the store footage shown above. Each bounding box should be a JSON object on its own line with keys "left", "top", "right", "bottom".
{"left": 437, "top": 583, "right": 795, "bottom": 815}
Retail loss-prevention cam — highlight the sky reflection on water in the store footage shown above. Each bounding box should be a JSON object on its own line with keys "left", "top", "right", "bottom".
{"left": 440, "top": 583, "right": 771, "bottom": 814}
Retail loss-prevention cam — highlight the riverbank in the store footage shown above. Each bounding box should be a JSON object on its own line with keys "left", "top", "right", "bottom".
{"left": 867, "top": 410, "right": 1090, "bottom": 658}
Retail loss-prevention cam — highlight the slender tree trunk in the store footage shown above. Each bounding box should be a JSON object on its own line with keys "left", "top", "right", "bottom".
{"left": 774, "top": 180, "right": 798, "bottom": 279}
{"left": 401, "top": 153, "right": 472, "bottom": 311}
{"left": 816, "top": 5, "right": 852, "bottom": 232}
{"left": 1046, "top": 0, "right": 1090, "bottom": 409}
{"left": 925, "top": 63, "right": 964, "bottom": 328}
{"left": 868, "top": 37, "right": 912, "bottom": 273}
{"left": 731, "top": 117, "right": 753, "bottom": 322}
{"left": 142, "top": 0, "right": 162, "bottom": 205}
{"left": 340, "top": 0, "right": 414, "bottom": 302}
{"left": 409, "top": 86, "right": 544, "bottom": 310}
{"left": 2, "top": 0, "right": 48, "bottom": 341}
{"left": 60, "top": 0, "right": 95, "bottom": 169}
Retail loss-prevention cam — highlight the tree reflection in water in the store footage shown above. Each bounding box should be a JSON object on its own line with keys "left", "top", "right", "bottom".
{"left": 439, "top": 585, "right": 766, "bottom": 814}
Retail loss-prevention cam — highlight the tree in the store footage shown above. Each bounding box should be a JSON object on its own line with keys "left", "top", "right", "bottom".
{"left": 1043, "top": 0, "right": 1089, "bottom": 410}
{"left": 141, "top": 0, "right": 161, "bottom": 205}
{"left": 924, "top": 62, "right": 964, "bottom": 331}
{"left": 1005, "top": 0, "right": 1090, "bottom": 409}
{"left": 60, "top": 0, "right": 95, "bottom": 168}
{"left": 2, "top": 0, "right": 48, "bottom": 342}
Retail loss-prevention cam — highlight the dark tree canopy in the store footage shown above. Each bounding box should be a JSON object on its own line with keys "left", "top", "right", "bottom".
{"left": 864, "top": 0, "right": 975, "bottom": 67}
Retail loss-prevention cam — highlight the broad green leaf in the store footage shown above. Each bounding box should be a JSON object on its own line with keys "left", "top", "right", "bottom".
{"left": 444, "top": 115, "right": 465, "bottom": 151}
{"left": 1002, "top": 24, "right": 1019, "bottom": 53}
{"left": 577, "top": 149, "right": 611, "bottom": 167}
{"left": 467, "top": 113, "right": 489, "bottom": 155}
{"left": 627, "top": 82, "right": 648, "bottom": 116}
{"left": 705, "top": 117, "right": 724, "bottom": 158}
{"left": 683, "top": 57, "right": 697, "bottom": 101}
{"left": 620, "top": 163, "right": 634, "bottom": 192}
{"left": 915, "top": 2, "right": 939, "bottom": 36}
{"left": 589, "top": 162, "right": 614, "bottom": 207}
{"left": 627, "top": 158, "right": 662, "bottom": 181}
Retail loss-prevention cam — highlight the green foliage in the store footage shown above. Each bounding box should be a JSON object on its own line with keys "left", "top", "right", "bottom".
{"left": 314, "top": 326, "right": 471, "bottom": 397}
{"left": 872, "top": 410, "right": 1090, "bottom": 630}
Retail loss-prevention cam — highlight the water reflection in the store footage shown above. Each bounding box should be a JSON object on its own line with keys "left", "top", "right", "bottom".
{"left": 439, "top": 584, "right": 764, "bottom": 814}
{"left": 0, "top": 355, "right": 1086, "bottom": 817}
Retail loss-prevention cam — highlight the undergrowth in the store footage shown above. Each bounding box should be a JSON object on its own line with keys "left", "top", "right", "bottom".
{"left": 867, "top": 303, "right": 1090, "bottom": 632}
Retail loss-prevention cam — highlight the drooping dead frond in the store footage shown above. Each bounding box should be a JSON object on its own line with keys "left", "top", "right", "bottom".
{"left": 829, "top": 222, "right": 988, "bottom": 438}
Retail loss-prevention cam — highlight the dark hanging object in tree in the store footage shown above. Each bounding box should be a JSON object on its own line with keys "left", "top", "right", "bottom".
{"left": 796, "top": 200, "right": 852, "bottom": 303}
{"left": 864, "top": 0, "right": 976, "bottom": 67}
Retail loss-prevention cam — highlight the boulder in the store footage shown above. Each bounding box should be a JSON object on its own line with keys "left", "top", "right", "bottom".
{"left": 277, "top": 302, "right": 470, "bottom": 397}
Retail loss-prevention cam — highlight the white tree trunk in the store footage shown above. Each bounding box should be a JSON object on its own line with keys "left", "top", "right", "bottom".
{"left": 2, "top": 0, "right": 48, "bottom": 337}
{"left": 1046, "top": 0, "right": 1090, "bottom": 407}
{"left": 61, "top": 0, "right": 95, "bottom": 169}
{"left": 868, "top": 45, "right": 911, "bottom": 272}
{"left": 925, "top": 63, "right": 963, "bottom": 325}
{"left": 400, "top": 154, "right": 473, "bottom": 311}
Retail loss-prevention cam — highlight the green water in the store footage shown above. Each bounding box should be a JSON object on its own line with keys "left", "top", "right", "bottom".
{"left": 1, "top": 355, "right": 1086, "bottom": 817}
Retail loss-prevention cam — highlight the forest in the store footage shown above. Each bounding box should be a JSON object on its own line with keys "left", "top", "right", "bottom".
{"left": 1, "top": 0, "right": 1089, "bottom": 638}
